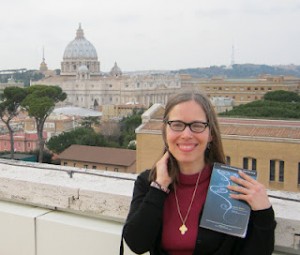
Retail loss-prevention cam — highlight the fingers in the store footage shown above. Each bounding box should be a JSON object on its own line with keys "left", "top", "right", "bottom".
{"left": 156, "top": 151, "right": 170, "bottom": 167}
{"left": 228, "top": 170, "right": 258, "bottom": 194}
{"left": 155, "top": 151, "right": 172, "bottom": 187}
{"left": 228, "top": 184, "right": 249, "bottom": 195}
{"left": 228, "top": 171, "right": 272, "bottom": 210}
{"left": 237, "top": 170, "right": 257, "bottom": 184}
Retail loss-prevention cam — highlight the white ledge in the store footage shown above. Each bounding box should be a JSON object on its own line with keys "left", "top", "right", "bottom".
{"left": 0, "top": 159, "right": 136, "bottom": 221}
{"left": 0, "top": 159, "right": 299, "bottom": 254}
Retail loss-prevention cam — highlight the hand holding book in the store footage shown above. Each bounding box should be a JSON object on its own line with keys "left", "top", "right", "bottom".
{"left": 200, "top": 163, "right": 271, "bottom": 237}
{"left": 228, "top": 170, "right": 271, "bottom": 211}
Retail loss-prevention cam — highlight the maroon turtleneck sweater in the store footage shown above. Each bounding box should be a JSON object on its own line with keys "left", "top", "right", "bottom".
{"left": 161, "top": 165, "right": 212, "bottom": 255}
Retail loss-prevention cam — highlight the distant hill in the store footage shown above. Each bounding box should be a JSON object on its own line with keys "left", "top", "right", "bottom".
{"left": 1, "top": 64, "right": 300, "bottom": 83}
{"left": 172, "top": 64, "right": 300, "bottom": 78}
{"left": 0, "top": 69, "right": 44, "bottom": 86}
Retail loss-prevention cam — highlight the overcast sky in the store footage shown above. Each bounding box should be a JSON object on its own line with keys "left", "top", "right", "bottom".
{"left": 0, "top": 0, "right": 299, "bottom": 72}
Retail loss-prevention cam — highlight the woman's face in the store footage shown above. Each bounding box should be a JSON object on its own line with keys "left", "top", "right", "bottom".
{"left": 166, "top": 100, "right": 211, "bottom": 174}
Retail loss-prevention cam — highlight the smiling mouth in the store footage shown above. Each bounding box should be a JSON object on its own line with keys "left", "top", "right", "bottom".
{"left": 177, "top": 144, "right": 197, "bottom": 152}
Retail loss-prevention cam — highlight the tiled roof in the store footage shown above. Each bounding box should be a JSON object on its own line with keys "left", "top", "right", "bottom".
{"left": 58, "top": 145, "right": 136, "bottom": 166}
{"left": 218, "top": 118, "right": 300, "bottom": 139}
{"left": 220, "top": 125, "right": 300, "bottom": 139}
{"left": 138, "top": 117, "right": 300, "bottom": 140}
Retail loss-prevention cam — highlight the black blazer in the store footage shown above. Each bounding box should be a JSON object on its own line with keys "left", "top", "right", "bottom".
{"left": 121, "top": 170, "right": 276, "bottom": 255}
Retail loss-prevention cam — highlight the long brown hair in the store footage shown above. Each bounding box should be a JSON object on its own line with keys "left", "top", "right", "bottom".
{"left": 150, "top": 91, "right": 225, "bottom": 186}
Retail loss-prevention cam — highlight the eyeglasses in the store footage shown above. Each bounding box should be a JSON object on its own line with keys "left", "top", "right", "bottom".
{"left": 166, "top": 120, "right": 209, "bottom": 133}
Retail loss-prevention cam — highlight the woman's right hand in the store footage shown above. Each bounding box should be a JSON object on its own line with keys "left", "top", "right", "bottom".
{"left": 155, "top": 151, "right": 172, "bottom": 188}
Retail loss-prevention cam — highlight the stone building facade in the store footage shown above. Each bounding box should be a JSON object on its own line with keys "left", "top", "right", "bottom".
{"left": 34, "top": 25, "right": 300, "bottom": 111}
{"left": 136, "top": 104, "right": 300, "bottom": 192}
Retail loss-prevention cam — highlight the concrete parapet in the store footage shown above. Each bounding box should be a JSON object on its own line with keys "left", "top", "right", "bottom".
{"left": 0, "top": 159, "right": 299, "bottom": 254}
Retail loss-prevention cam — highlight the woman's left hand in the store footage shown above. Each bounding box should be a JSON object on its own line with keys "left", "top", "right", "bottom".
{"left": 228, "top": 170, "right": 272, "bottom": 211}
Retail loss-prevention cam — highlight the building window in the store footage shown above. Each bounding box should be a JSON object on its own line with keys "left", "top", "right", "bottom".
{"left": 252, "top": 159, "right": 257, "bottom": 170}
{"left": 279, "top": 161, "right": 284, "bottom": 182}
{"left": 243, "top": 157, "right": 256, "bottom": 170}
{"left": 73, "top": 163, "right": 76, "bottom": 167}
{"left": 243, "top": 158, "right": 248, "bottom": 169}
{"left": 92, "top": 166, "right": 97, "bottom": 169}
{"left": 84, "top": 165, "right": 88, "bottom": 169}
{"left": 226, "top": 156, "right": 231, "bottom": 165}
{"left": 298, "top": 163, "right": 300, "bottom": 185}
{"left": 270, "top": 160, "right": 275, "bottom": 181}
{"left": 63, "top": 162, "right": 68, "bottom": 166}
{"left": 269, "top": 159, "right": 284, "bottom": 182}
{"left": 114, "top": 168, "right": 119, "bottom": 172}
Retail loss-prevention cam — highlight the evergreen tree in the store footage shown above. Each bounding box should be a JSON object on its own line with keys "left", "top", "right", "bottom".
{"left": 22, "top": 85, "right": 67, "bottom": 162}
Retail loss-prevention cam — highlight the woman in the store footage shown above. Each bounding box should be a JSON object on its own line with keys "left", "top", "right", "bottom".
{"left": 122, "top": 92, "right": 276, "bottom": 255}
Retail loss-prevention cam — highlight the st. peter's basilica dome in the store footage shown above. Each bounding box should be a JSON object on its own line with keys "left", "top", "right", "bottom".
{"left": 61, "top": 24, "right": 100, "bottom": 76}
{"left": 63, "top": 24, "right": 98, "bottom": 60}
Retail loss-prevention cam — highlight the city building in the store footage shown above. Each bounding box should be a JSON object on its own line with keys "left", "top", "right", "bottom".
{"left": 136, "top": 104, "right": 300, "bottom": 192}
{"left": 0, "top": 131, "right": 47, "bottom": 153}
{"left": 58, "top": 144, "right": 136, "bottom": 173}
{"left": 34, "top": 24, "right": 181, "bottom": 109}
{"left": 34, "top": 25, "right": 300, "bottom": 112}
{"left": 101, "top": 103, "right": 145, "bottom": 121}
{"left": 0, "top": 76, "right": 24, "bottom": 93}
{"left": 24, "top": 114, "right": 74, "bottom": 139}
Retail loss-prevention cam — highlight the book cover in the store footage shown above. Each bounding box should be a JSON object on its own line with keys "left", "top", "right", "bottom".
{"left": 200, "top": 163, "right": 257, "bottom": 238}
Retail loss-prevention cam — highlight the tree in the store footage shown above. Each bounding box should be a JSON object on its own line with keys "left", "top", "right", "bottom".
{"left": 119, "top": 110, "right": 143, "bottom": 148}
{"left": 80, "top": 116, "right": 100, "bottom": 128}
{"left": 263, "top": 90, "right": 300, "bottom": 102}
{"left": 46, "top": 127, "right": 114, "bottom": 154}
{"left": 0, "top": 87, "right": 27, "bottom": 159}
{"left": 21, "top": 85, "right": 66, "bottom": 162}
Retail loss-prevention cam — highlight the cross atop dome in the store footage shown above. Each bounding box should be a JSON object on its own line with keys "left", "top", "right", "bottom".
{"left": 76, "top": 23, "right": 84, "bottom": 39}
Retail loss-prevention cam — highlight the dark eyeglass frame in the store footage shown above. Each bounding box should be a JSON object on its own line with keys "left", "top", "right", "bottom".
{"left": 166, "top": 120, "right": 209, "bottom": 133}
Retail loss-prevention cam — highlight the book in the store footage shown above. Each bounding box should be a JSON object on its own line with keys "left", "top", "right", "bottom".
{"left": 200, "top": 163, "right": 257, "bottom": 238}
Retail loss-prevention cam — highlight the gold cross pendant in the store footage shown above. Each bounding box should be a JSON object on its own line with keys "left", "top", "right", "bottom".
{"left": 179, "top": 224, "right": 188, "bottom": 235}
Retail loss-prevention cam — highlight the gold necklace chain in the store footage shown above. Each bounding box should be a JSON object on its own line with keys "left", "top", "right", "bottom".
{"left": 174, "top": 171, "right": 202, "bottom": 235}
